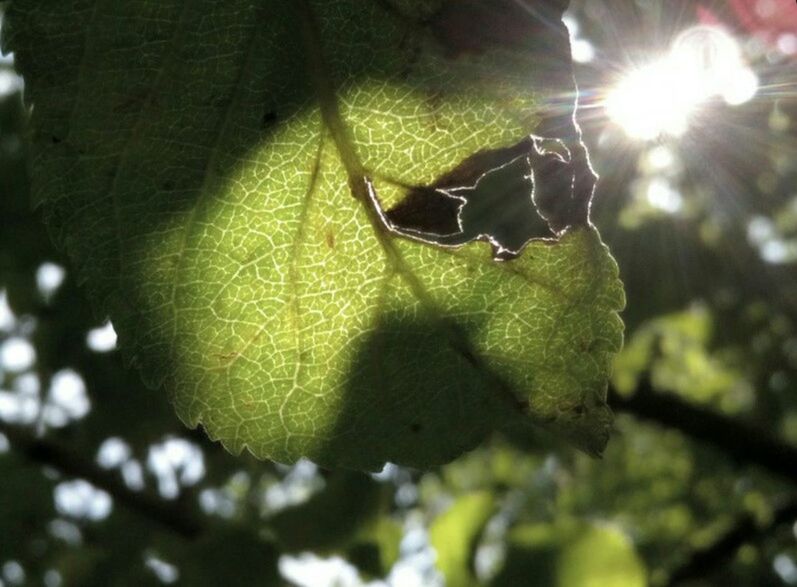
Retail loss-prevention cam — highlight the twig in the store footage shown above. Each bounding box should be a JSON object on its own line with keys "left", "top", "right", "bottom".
{"left": 609, "top": 380, "right": 797, "bottom": 485}
{"left": 666, "top": 494, "right": 797, "bottom": 585}
{"left": 0, "top": 421, "right": 203, "bottom": 539}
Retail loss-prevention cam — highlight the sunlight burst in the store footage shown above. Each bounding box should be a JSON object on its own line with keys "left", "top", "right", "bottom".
{"left": 605, "top": 26, "right": 759, "bottom": 140}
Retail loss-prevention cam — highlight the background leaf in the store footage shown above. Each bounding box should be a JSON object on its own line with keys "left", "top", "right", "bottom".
{"left": 491, "top": 523, "right": 646, "bottom": 587}
{"left": 430, "top": 491, "right": 496, "bottom": 587}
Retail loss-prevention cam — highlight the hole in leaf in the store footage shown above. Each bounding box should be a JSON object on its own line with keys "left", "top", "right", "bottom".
{"left": 379, "top": 134, "right": 595, "bottom": 259}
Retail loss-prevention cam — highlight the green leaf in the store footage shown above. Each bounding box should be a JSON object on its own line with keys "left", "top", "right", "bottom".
{"left": 612, "top": 305, "right": 748, "bottom": 405}
{"left": 556, "top": 525, "right": 647, "bottom": 587}
{"left": 6, "top": 0, "right": 624, "bottom": 469}
{"left": 430, "top": 491, "right": 496, "bottom": 587}
{"left": 345, "top": 517, "right": 404, "bottom": 579}
{"left": 492, "top": 523, "right": 647, "bottom": 587}
{"left": 489, "top": 524, "right": 559, "bottom": 586}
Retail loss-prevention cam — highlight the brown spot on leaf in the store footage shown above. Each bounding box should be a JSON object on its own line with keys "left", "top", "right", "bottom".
{"left": 261, "top": 110, "right": 277, "bottom": 129}
{"left": 325, "top": 230, "right": 336, "bottom": 249}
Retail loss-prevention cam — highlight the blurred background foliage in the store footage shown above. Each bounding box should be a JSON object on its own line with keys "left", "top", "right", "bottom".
{"left": 1, "top": 0, "right": 797, "bottom": 585}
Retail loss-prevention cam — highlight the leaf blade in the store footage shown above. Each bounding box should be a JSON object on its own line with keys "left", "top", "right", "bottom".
{"left": 7, "top": 0, "right": 624, "bottom": 469}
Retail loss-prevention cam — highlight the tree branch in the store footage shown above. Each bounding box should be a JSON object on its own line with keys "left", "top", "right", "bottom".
{"left": 0, "top": 421, "right": 203, "bottom": 539}
{"left": 610, "top": 382, "right": 797, "bottom": 583}
{"left": 5, "top": 377, "right": 797, "bottom": 560}
{"left": 666, "top": 494, "right": 797, "bottom": 585}
{"left": 609, "top": 380, "right": 797, "bottom": 485}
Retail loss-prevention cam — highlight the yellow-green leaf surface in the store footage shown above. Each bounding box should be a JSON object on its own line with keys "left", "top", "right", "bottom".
{"left": 430, "top": 491, "right": 496, "bottom": 587}
{"left": 5, "top": 0, "right": 624, "bottom": 469}
{"left": 492, "top": 523, "right": 647, "bottom": 587}
{"left": 556, "top": 525, "right": 647, "bottom": 587}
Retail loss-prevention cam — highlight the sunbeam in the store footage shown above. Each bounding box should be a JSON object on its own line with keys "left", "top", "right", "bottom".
{"left": 604, "top": 26, "right": 758, "bottom": 140}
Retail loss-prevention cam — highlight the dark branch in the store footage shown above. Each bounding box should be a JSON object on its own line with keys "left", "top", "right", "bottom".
{"left": 0, "top": 421, "right": 203, "bottom": 539}
{"left": 666, "top": 494, "right": 797, "bottom": 585}
{"left": 609, "top": 380, "right": 797, "bottom": 485}
{"left": 611, "top": 381, "right": 797, "bottom": 583}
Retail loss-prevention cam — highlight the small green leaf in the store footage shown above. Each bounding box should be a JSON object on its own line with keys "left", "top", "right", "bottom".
{"left": 430, "top": 491, "right": 496, "bottom": 587}
{"left": 6, "top": 0, "right": 624, "bottom": 469}
{"left": 492, "top": 523, "right": 647, "bottom": 587}
{"left": 612, "top": 305, "right": 746, "bottom": 404}
{"left": 346, "top": 517, "right": 404, "bottom": 579}
{"left": 490, "top": 524, "right": 559, "bottom": 586}
{"left": 556, "top": 525, "right": 647, "bottom": 587}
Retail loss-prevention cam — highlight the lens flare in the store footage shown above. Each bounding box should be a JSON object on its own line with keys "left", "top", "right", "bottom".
{"left": 605, "top": 26, "right": 758, "bottom": 140}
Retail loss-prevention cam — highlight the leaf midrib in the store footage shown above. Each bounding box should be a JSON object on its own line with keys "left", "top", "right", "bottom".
{"left": 297, "top": 0, "right": 529, "bottom": 415}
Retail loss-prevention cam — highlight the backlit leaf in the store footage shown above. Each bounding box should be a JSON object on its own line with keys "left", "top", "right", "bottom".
{"left": 5, "top": 0, "right": 624, "bottom": 469}
{"left": 430, "top": 491, "right": 496, "bottom": 587}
